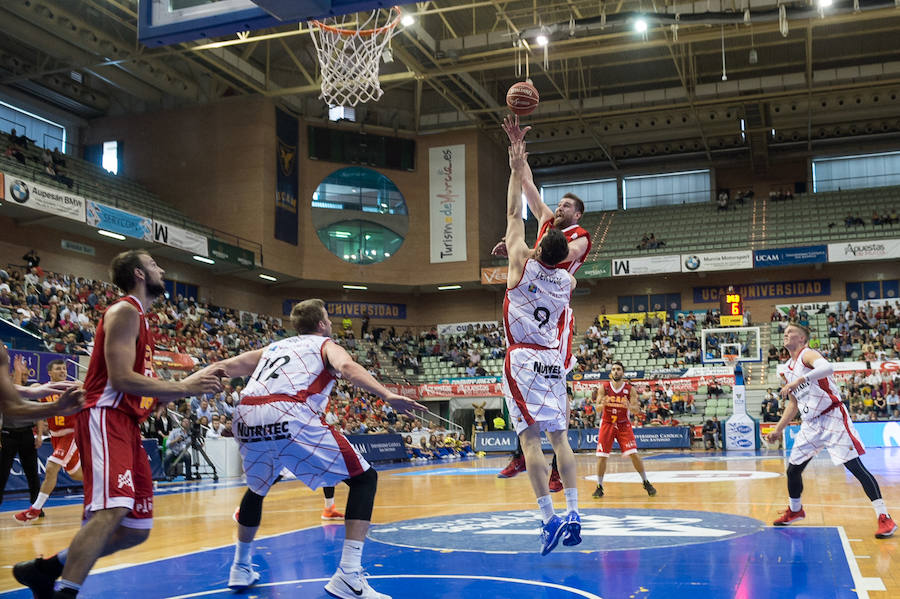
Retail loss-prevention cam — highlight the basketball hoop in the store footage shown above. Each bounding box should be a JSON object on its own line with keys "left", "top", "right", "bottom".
{"left": 309, "top": 6, "right": 403, "bottom": 106}
{"left": 723, "top": 354, "right": 739, "bottom": 369}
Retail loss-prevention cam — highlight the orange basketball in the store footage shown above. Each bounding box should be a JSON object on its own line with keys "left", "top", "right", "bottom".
{"left": 506, "top": 81, "right": 539, "bottom": 116}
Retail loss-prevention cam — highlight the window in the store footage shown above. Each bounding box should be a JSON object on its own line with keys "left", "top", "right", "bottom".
{"left": 102, "top": 141, "right": 119, "bottom": 174}
{"left": 541, "top": 179, "right": 617, "bottom": 214}
{"left": 812, "top": 151, "right": 900, "bottom": 192}
{"left": 623, "top": 170, "right": 711, "bottom": 209}
{"left": 0, "top": 99, "right": 66, "bottom": 152}
{"left": 311, "top": 167, "right": 408, "bottom": 264}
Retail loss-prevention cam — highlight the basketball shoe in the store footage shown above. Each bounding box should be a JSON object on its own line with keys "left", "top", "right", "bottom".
{"left": 548, "top": 468, "right": 563, "bottom": 493}
{"left": 14, "top": 507, "right": 42, "bottom": 524}
{"left": 592, "top": 484, "right": 604, "bottom": 499}
{"left": 228, "top": 562, "right": 260, "bottom": 590}
{"left": 322, "top": 505, "right": 345, "bottom": 520}
{"left": 540, "top": 514, "right": 566, "bottom": 556}
{"left": 773, "top": 507, "right": 805, "bottom": 526}
{"left": 876, "top": 514, "right": 897, "bottom": 539}
{"left": 325, "top": 567, "right": 390, "bottom": 599}
{"left": 643, "top": 480, "right": 657, "bottom": 496}
{"left": 497, "top": 455, "right": 526, "bottom": 478}
{"left": 561, "top": 511, "right": 582, "bottom": 547}
{"left": 13, "top": 555, "right": 63, "bottom": 599}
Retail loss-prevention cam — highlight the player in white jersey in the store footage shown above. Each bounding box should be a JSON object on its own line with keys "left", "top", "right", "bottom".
{"left": 503, "top": 140, "right": 581, "bottom": 556}
{"left": 210, "top": 299, "right": 425, "bottom": 599}
{"left": 766, "top": 323, "right": 896, "bottom": 538}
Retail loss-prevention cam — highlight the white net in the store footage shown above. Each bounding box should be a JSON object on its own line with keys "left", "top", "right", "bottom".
{"left": 309, "top": 7, "right": 401, "bottom": 107}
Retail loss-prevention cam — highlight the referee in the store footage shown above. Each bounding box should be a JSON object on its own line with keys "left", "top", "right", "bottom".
{"left": 0, "top": 411, "right": 42, "bottom": 508}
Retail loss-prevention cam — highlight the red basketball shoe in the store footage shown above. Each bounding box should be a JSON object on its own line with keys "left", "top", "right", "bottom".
{"left": 497, "top": 455, "right": 526, "bottom": 478}
{"left": 13, "top": 507, "right": 42, "bottom": 525}
{"left": 548, "top": 468, "right": 563, "bottom": 493}
{"left": 773, "top": 507, "right": 805, "bottom": 526}
{"left": 876, "top": 514, "right": 897, "bottom": 539}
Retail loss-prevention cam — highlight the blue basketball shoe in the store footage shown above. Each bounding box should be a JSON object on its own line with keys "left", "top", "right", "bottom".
{"left": 562, "top": 511, "right": 582, "bottom": 547}
{"left": 540, "top": 514, "right": 566, "bottom": 556}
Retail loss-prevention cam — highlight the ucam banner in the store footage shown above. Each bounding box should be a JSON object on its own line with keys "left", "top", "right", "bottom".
{"left": 152, "top": 221, "right": 209, "bottom": 256}
{"left": 612, "top": 255, "right": 681, "bottom": 277}
{"left": 754, "top": 245, "right": 828, "bottom": 268}
{"left": 429, "top": 144, "right": 467, "bottom": 263}
{"left": 86, "top": 200, "right": 152, "bottom": 240}
{"left": 681, "top": 250, "right": 753, "bottom": 272}
{"left": 693, "top": 279, "right": 830, "bottom": 303}
{"left": 345, "top": 434, "right": 407, "bottom": 462}
{"left": 4, "top": 173, "right": 85, "bottom": 222}
{"left": 828, "top": 238, "right": 900, "bottom": 262}
{"left": 274, "top": 107, "right": 299, "bottom": 245}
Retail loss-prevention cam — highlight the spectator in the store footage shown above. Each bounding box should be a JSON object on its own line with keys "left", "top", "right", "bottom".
{"left": 164, "top": 417, "right": 194, "bottom": 480}
{"left": 702, "top": 419, "right": 719, "bottom": 450}
{"left": 717, "top": 191, "right": 729, "bottom": 211}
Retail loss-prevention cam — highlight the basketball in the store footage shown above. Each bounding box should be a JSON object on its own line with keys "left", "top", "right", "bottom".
{"left": 506, "top": 80, "right": 539, "bottom": 116}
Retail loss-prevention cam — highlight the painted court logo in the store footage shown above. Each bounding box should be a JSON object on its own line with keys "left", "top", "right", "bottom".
{"left": 369, "top": 509, "right": 763, "bottom": 553}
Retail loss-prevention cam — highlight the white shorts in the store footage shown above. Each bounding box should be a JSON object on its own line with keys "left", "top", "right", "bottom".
{"left": 502, "top": 344, "right": 568, "bottom": 435}
{"left": 789, "top": 403, "right": 865, "bottom": 466}
{"left": 234, "top": 397, "right": 370, "bottom": 496}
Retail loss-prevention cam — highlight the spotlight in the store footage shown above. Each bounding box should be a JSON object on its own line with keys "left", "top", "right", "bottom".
{"left": 536, "top": 34, "right": 549, "bottom": 47}
{"left": 818, "top": 0, "right": 833, "bottom": 7}
{"left": 634, "top": 18, "right": 648, "bottom": 33}
{"left": 401, "top": 14, "right": 415, "bottom": 27}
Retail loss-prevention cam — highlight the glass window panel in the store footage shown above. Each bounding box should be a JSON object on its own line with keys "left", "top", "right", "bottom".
{"left": 542, "top": 179, "right": 617, "bottom": 214}
{"left": 812, "top": 151, "right": 900, "bottom": 192}
{"left": 623, "top": 170, "right": 711, "bottom": 209}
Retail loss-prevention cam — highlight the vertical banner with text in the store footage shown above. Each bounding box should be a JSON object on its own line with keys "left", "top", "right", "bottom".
{"left": 275, "top": 108, "right": 299, "bottom": 245}
{"left": 429, "top": 145, "right": 467, "bottom": 263}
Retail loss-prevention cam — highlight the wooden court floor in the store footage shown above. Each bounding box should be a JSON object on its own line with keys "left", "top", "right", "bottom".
{"left": 1, "top": 449, "right": 898, "bottom": 597}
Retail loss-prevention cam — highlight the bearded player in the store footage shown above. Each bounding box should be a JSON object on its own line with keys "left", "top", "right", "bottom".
{"left": 14, "top": 360, "right": 83, "bottom": 524}
{"left": 592, "top": 361, "right": 657, "bottom": 499}
{"left": 494, "top": 115, "right": 591, "bottom": 487}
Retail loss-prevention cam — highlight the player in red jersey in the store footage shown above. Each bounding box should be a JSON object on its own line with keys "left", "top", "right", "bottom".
{"left": 0, "top": 347, "right": 83, "bottom": 421}
{"left": 14, "top": 360, "right": 83, "bottom": 524}
{"left": 591, "top": 362, "right": 657, "bottom": 499}
{"left": 13, "top": 250, "right": 224, "bottom": 599}
{"left": 494, "top": 115, "right": 591, "bottom": 486}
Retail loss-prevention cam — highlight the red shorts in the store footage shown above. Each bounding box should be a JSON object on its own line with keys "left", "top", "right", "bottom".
{"left": 596, "top": 420, "right": 638, "bottom": 457}
{"left": 47, "top": 433, "right": 81, "bottom": 475}
{"left": 75, "top": 407, "right": 154, "bottom": 529}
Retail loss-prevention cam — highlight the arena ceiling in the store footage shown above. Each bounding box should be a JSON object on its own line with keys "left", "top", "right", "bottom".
{"left": 2, "top": 0, "right": 900, "bottom": 176}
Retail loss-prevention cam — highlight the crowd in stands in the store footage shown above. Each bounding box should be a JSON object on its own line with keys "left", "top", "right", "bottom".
{"left": 768, "top": 189, "right": 794, "bottom": 202}
{"left": 636, "top": 233, "right": 665, "bottom": 250}
{"left": 2, "top": 129, "right": 74, "bottom": 188}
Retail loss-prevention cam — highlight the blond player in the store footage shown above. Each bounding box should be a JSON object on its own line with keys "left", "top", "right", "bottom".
{"left": 766, "top": 323, "right": 896, "bottom": 538}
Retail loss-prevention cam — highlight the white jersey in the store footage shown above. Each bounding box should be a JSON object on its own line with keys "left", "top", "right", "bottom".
{"left": 779, "top": 348, "right": 842, "bottom": 420}
{"left": 241, "top": 335, "right": 337, "bottom": 414}
{"left": 504, "top": 258, "right": 572, "bottom": 348}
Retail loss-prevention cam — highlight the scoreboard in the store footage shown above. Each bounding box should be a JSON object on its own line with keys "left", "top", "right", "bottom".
{"left": 719, "top": 292, "right": 744, "bottom": 327}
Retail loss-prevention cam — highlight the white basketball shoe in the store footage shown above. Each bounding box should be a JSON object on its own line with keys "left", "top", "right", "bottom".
{"left": 325, "top": 567, "right": 390, "bottom": 599}
{"left": 228, "top": 562, "right": 260, "bottom": 590}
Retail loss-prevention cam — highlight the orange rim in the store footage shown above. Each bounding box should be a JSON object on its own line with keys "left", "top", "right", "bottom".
{"left": 312, "top": 5, "right": 402, "bottom": 37}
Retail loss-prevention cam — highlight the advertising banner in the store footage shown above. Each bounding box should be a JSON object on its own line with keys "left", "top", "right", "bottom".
{"left": 612, "top": 255, "right": 681, "bottom": 277}
{"left": 4, "top": 174, "right": 85, "bottom": 222}
{"left": 152, "top": 350, "right": 197, "bottom": 371}
{"left": 429, "top": 144, "right": 467, "bottom": 263}
{"left": 345, "top": 434, "right": 407, "bottom": 462}
{"left": 599, "top": 311, "right": 667, "bottom": 326}
{"left": 473, "top": 430, "right": 519, "bottom": 452}
{"left": 275, "top": 107, "right": 299, "bottom": 245}
{"left": 784, "top": 421, "right": 900, "bottom": 450}
{"left": 774, "top": 301, "right": 843, "bottom": 317}
{"left": 575, "top": 260, "right": 612, "bottom": 279}
{"left": 419, "top": 382, "right": 503, "bottom": 398}
{"left": 828, "top": 239, "right": 900, "bottom": 263}
{"left": 152, "top": 221, "right": 208, "bottom": 257}
{"left": 480, "top": 266, "right": 508, "bottom": 285}
{"left": 578, "top": 427, "right": 691, "bottom": 450}
{"left": 8, "top": 349, "right": 78, "bottom": 383}
{"left": 693, "top": 279, "right": 830, "bottom": 303}
{"left": 437, "top": 321, "right": 499, "bottom": 337}
{"left": 86, "top": 200, "right": 152, "bottom": 240}
{"left": 681, "top": 250, "right": 753, "bottom": 273}
{"left": 325, "top": 301, "right": 406, "bottom": 320}
{"left": 539, "top": 430, "right": 581, "bottom": 452}
{"left": 207, "top": 238, "right": 255, "bottom": 268}
{"left": 754, "top": 245, "right": 828, "bottom": 268}
{"left": 383, "top": 383, "right": 420, "bottom": 399}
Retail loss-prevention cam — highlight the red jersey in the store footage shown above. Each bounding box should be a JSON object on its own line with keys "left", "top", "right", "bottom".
{"left": 83, "top": 296, "right": 157, "bottom": 422}
{"left": 40, "top": 393, "right": 75, "bottom": 436}
{"left": 534, "top": 220, "right": 592, "bottom": 275}
{"left": 600, "top": 380, "right": 633, "bottom": 424}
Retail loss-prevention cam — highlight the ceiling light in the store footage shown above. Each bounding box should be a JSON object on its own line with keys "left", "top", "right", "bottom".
{"left": 193, "top": 255, "right": 215, "bottom": 264}
{"left": 97, "top": 229, "right": 126, "bottom": 241}
{"left": 536, "top": 34, "right": 549, "bottom": 47}
{"left": 333, "top": 231, "right": 351, "bottom": 238}
{"left": 438, "top": 285, "right": 462, "bottom": 291}
{"left": 818, "top": 0, "right": 833, "bottom": 7}
{"left": 634, "top": 18, "right": 648, "bottom": 33}
{"left": 343, "top": 284, "right": 368, "bottom": 290}
{"left": 401, "top": 14, "right": 415, "bottom": 27}
{"left": 258, "top": 274, "right": 277, "bottom": 282}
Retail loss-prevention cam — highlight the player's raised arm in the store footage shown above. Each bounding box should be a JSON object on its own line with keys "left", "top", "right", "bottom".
{"left": 505, "top": 141, "right": 531, "bottom": 281}
{"left": 207, "top": 349, "right": 265, "bottom": 379}
{"left": 503, "top": 115, "right": 553, "bottom": 224}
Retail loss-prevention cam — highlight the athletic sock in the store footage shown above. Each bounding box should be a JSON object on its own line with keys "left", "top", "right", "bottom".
{"left": 325, "top": 497, "right": 335, "bottom": 509}
{"left": 54, "top": 579, "right": 80, "bottom": 595}
{"left": 564, "top": 487, "right": 578, "bottom": 514}
{"left": 233, "top": 541, "right": 253, "bottom": 566}
{"left": 640, "top": 472, "right": 649, "bottom": 483}
{"left": 339, "top": 540, "right": 364, "bottom": 572}
{"left": 789, "top": 497, "right": 802, "bottom": 512}
{"left": 872, "top": 499, "right": 888, "bottom": 517}
{"left": 537, "top": 495, "right": 555, "bottom": 524}
{"left": 32, "top": 492, "right": 50, "bottom": 510}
